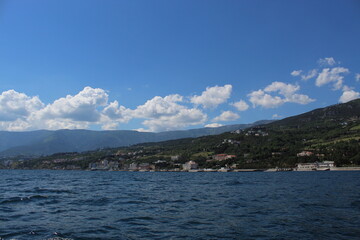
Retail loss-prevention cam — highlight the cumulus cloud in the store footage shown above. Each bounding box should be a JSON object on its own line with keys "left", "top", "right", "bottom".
{"left": 36, "top": 86, "right": 109, "bottom": 122}
{"left": 248, "top": 90, "right": 284, "bottom": 108}
{"left": 205, "top": 123, "right": 223, "bottom": 128}
{"left": 339, "top": 89, "right": 360, "bottom": 103}
{"left": 316, "top": 67, "right": 349, "bottom": 90}
{"left": 141, "top": 108, "right": 207, "bottom": 132}
{"left": 0, "top": 119, "right": 32, "bottom": 131}
{"left": 0, "top": 87, "right": 121, "bottom": 131}
{"left": 231, "top": 100, "right": 249, "bottom": 111}
{"left": 0, "top": 90, "right": 44, "bottom": 121}
{"left": 102, "top": 101, "right": 131, "bottom": 122}
{"left": 318, "top": 57, "right": 336, "bottom": 66}
{"left": 132, "top": 94, "right": 184, "bottom": 118}
{"left": 0, "top": 87, "right": 210, "bottom": 132}
{"left": 129, "top": 94, "right": 208, "bottom": 132}
{"left": 248, "top": 82, "right": 315, "bottom": 108}
{"left": 264, "top": 81, "right": 299, "bottom": 96}
{"left": 212, "top": 111, "right": 240, "bottom": 122}
{"left": 190, "top": 84, "right": 232, "bottom": 108}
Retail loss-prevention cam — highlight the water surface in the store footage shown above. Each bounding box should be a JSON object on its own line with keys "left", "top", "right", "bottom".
{"left": 1, "top": 170, "right": 360, "bottom": 240}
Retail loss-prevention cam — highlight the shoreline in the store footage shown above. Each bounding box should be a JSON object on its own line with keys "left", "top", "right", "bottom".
{"left": 2, "top": 167, "right": 360, "bottom": 172}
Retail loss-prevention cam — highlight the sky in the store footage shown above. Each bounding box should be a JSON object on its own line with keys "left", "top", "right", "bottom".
{"left": 0, "top": 0, "right": 359, "bottom": 132}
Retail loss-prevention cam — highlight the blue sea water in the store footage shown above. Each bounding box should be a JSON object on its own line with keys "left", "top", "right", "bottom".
{"left": 1, "top": 170, "right": 360, "bottom": 240}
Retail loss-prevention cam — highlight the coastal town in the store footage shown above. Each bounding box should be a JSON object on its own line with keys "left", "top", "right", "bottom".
{"left": 2, "top": 103, "right": 360, "bottom": 172}
{"left": 3, "top": 148, "right": 358, "bottom": 172}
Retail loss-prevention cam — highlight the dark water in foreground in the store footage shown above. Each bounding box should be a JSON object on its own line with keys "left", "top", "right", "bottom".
{"left": 1, "top": 170, "right": 360, "bottom": 240}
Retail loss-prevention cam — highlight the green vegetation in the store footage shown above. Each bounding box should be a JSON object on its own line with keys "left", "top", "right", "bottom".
{"left": 1, "top": 99, "right": 360, "bottom": 170}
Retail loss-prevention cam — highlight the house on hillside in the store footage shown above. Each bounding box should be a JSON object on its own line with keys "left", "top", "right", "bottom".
{"left": 138, "top": 163, "right": 153, "bottom": 171}
{"left": 213, "top": 154, "right": 236, "bottom": 161}
{"left": 297, "top": 151, "right": 314, "bottom": 157}
{"left": 183, "top": 161, "right": 198, "bottom": 171}
{"left": 171, "top": 155, "right": 179, "bottom": 161}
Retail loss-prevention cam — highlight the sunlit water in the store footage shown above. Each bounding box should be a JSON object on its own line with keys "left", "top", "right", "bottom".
{"left": 1, "top": 170, "right": 360, "bottom": 240}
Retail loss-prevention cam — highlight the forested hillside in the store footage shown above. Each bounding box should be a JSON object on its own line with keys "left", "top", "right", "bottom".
{"left": 2, "top": 99, "right": 360, "bottom": 170}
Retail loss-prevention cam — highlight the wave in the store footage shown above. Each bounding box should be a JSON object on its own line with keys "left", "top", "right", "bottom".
{"left": 0, "top": 195, "right": 48, "bottom": 205}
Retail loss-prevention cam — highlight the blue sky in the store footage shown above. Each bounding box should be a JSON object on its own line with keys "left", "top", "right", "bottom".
{"left": 0, "top": 0, "right": 359, "bottom": 131}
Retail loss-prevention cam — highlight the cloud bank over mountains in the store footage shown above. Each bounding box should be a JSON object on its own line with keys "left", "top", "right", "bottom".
{"left": 0, "top": 57, "right": 358, "bottom": 132}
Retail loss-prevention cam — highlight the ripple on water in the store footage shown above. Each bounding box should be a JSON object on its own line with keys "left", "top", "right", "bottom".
{"left": 0, "top": 195, "right": 48, "bottom": 205}
{"left": 1, "top": 170, "right": 360, "bottom": 240}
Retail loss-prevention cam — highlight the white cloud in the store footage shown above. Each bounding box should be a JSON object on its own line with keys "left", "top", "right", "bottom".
{"left": 355, "top": 73, "right": 360, "bottom": 82}
{"left": 318, "top": 57, "right": 336, "bottom": 66}
{"left": 231, "top": 100, "right": 249, "bottom": 111}
{"left": 291, "top": 70, "right": 302, "bottom": 76}
{"left": 0, "top": 87, "right": 114, "bottom": 131}
{"left": 132, "top": 94, "right": 184, "bottom": 118}
{"left": 134, "top": 128, "right": 152, "bottom": 132}
{"left": 0, "top": 90, "right": 44, "bottom": 121}
{"left": 248, "top": 90, "right": 285, "bottom": 108}
{"left": 248, "top": 82, "right": 315, "bottom": 108}
{"left": 101, "top": 122, "right": 120, "bottom": 130}
{"left": 205, "top": 123, "right": 223, "bottom": 128}
{"left": 102, "top": 100, "right": 131, "bottom": 122}
{"left": 342, "top": 85, "right": 353, "bottom": 92}
{"left": 272, "top": 114, "right": 282, "bottom": 119}
{"left": 36, "top": 86, "right": 108, "bottom": 122}
{"left": 287, "top": 94, "right": 315, "bottom": 105}
{"left": 316, "top": 67, "right": 349, "bottom": 90}
{"left": 141, "top": 108, "right": 207, "bottom": 132}
{"left": 264, "top": 81, "right": 299, "bottom": 96}
{"left": 339, "top": 89, "right": 360, "bottom": 103}
{"left": 212, "top": 111, "right": 240, "bottom": 122}
{"left": 0, "top": 87, "right": 211, "bottom": 132}
{"left": 301, "top": 69, "right": 318, "bottom": 81}
{"left": 291, "top": 69, "right": 318, "bottom": 81}
{"left": 190, "top": 84, "right": 232, "bottom": 108}
{"left": 0, "top": 119, "right": 31, "bottom": 131}
{"left": 130, "top": 94, "right": 208, "bottom": 132}
{"left": 38, "top": 119, "right": 90, "bottom": 130}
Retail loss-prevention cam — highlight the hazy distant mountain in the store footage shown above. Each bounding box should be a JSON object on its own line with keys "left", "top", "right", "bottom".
{"left": 0, "top": 120, "right": 272, "bottom": 157}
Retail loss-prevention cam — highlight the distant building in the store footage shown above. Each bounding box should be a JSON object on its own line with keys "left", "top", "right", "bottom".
{"left": 297, "top": 151, "right": 314, "bottom": 157}
{"left": 171, "top": 155, "right": 179, "bottom": 161}
{"left": 213, "top": 154, "right": 236, "bottom": 161}
{"left": 296, "top": 161, "right": 335, "bottom": 171}
{"left": 129, "top": 163, "right": 138, "bottom": 171}
{"left": 296, "top": 163, "right": 317, "bottom": 171}
{"left": 317, "top": 161, "right": 335, "bottom": 169}
{"left": 138, "top": 163, "right": 152, "bottom": 171}
{"left": 88, "top": 160, "right": 119, "bottom": 171}
{"left": 183, "top": 161, "right": 198, "bottom": 171}
{"left": 232, "top": 129, "right": 242, "bottom": 134}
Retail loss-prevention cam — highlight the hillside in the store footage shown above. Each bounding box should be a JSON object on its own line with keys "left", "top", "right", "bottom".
{"left": 0, "top": 121, "right": 271, "bottom": 156}
{"left": 4, "top": 99, "right": 360, "bottom": 170}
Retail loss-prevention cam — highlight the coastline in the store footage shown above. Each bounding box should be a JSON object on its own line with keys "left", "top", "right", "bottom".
{"left": 2, "top": 167, "right": 360, "bottom": 172}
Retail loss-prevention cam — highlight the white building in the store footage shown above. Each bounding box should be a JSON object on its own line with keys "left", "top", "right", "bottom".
{"left": 296, "top": 161, "right": 335, "bottom": 171}
{"left": 183, "top": 161, "right": 198, "bottom": 171}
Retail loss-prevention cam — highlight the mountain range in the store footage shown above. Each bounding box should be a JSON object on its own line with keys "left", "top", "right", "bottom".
{"left": 3, "top": 99, "right": 360, "bottom": 170}
{"left": 0, "top": 120, "right": 272, "bottom": 157}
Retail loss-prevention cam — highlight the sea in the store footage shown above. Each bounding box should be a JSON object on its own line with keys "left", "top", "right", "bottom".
{"left": 1, "top": 170, "right": 360, "bottom": 240}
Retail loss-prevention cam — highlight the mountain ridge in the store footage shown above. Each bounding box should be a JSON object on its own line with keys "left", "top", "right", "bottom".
{"left": 0, "top": 120, "right": 273, "bottom": 156}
